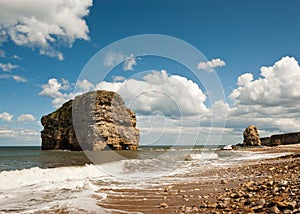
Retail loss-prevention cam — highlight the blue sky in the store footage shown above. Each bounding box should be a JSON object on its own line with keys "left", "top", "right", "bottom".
{"left": 0, "top": 0, "right": 300, "bottom": 146}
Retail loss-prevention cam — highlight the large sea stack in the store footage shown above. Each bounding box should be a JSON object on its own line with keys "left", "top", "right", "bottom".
{"left": 41, "top": 90, "right": 139, "bottom": 151}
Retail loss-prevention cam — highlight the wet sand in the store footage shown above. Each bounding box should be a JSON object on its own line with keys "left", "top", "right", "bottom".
{"left": 99, "top": 144, "right": 300, "bottom": 213}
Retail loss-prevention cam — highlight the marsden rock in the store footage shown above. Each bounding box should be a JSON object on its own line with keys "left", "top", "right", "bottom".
{"left": 243, "top": 125, "right": 261, "bottom": 146}
{"left": 41, "top": 90, "right": 140, "bottom": 151}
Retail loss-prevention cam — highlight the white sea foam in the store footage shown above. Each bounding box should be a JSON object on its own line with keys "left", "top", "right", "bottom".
{"left": 185, "top": 153, "right": 219, "bottom": 161}
{"left": 0, "top": 164, "right": 109, "bottom": 190}
{"left": 0, "top": 164, "right": 111, "bottom": 213}
{"left": 0, "top": 158, "right": 185, "bottom": 213}
{"left": 0, "top": 149, "right": 291, "bottom": 213}
{"left": 97, "top": 157, "right": 192, "bottom": 182}
{"left": 222, "top": 144, "right": 233, "bottom": 150}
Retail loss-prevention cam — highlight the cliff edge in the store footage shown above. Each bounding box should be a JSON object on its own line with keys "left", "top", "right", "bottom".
{"left": 260, "top": 132, "right": 300, "bottom": 146}
{"left": 41, "top": 90, "right": 139, "bottom": 151}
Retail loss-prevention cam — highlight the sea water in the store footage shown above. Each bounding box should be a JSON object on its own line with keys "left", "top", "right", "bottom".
{"left": 0, "top": 146, "right": 288, "bottom": 213}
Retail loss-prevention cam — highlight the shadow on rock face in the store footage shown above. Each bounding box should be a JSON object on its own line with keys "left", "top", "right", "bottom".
{"left": 41, "top": 90, "right": 140, "bottom": 151}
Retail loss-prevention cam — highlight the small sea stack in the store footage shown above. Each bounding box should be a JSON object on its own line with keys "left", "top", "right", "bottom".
{"left": 242, "top": 125, "right": 261, "bottom": 146}
{"left": 41, "top": 90, "right": 140, "bottom": 151}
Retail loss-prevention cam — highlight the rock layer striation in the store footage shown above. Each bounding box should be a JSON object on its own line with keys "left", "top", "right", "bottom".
{"left": 41, "top": 90, "right": 139, "bottom": 151}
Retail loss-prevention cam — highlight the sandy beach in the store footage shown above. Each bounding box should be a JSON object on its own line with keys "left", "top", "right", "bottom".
{"left": 98, "top": 144, "right": 300, "bottom": 213}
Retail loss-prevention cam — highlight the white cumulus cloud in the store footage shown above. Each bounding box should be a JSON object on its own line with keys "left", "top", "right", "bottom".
{"left": 218, "top": 56, "right": 300, "bottom": 134}
{"left": 123, "top": 56, "right": 137, "bottom": 71}
{"left": 112, "top": 75, "right": 126, "bottom": 82}
{"left": 17, "top": 114, "right": 36, "bottom": 122}
{"left": 0, "top": 112, "right": 13, "bottom": 122}
{"left": 0, "top": 126, "right": 39, "bottom": 142}
{"left": 39, "top": 78, "right": 74, "bottom": 108}
{"left": 103, "top": 51, "right": 138, "bottom": 71}
{"left": 0, "top": 62, "right": 19, "bottom": 72}
{"left": 230, "top": 56, "right": 300, "bottom": 106}
{"left": 95, "top": 70, "right": 208, "bottom": 116}
{"left": 12, "top": 75, "right": 27, "bottom": 82}
{"left": 0, "top": 0, "right": 93, "bottom": 60}
{"left": 103, "top": 51, "right": 126, "bottom": 67}
{"left": 197, "top": 58, "right": 226, "bottom": 72}
{"left": 237, "top": 73, "right": 254, "bottom": 86}
{"left": 76, "top": 79, "right": 94, "bottom": 91}
{"left": 12, "top": 54, "right": 22, "bottom": 60}
{"left": 0, "top": 74, "right": 27, "bottom": 83}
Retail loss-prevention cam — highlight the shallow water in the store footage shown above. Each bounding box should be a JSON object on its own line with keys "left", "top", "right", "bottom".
{"left": 0, "top": 147, "right": 92, "bottom": 171}
{"left": 0, "top": 145, "right": 223, "bottom": 171}
{"left": 0, "top": 146, "right": 287, "bottom": 213}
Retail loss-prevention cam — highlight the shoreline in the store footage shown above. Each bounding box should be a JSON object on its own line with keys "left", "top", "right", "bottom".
{"left": 98, "top": 144, "right": 300, "bottom": 213}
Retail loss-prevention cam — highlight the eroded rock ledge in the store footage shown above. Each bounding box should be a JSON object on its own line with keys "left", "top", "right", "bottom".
{"left": 260, "top": 132, "right": 300, "bottom": 146}
{"left": 41, "top": 90, "right": 139, "bottom": 151}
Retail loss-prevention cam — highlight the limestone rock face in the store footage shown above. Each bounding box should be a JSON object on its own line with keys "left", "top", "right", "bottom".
{"left": 261, "top": 132, "right": 300, "bottom": 146}
{"left": 243, "top": 125, "right": 261, "bottom": 146}
{"left": 41, "top": 90, "right": 139, "bottom": 151}
{"left": 41, "top": 100, "right": 80, "bottom": 150}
